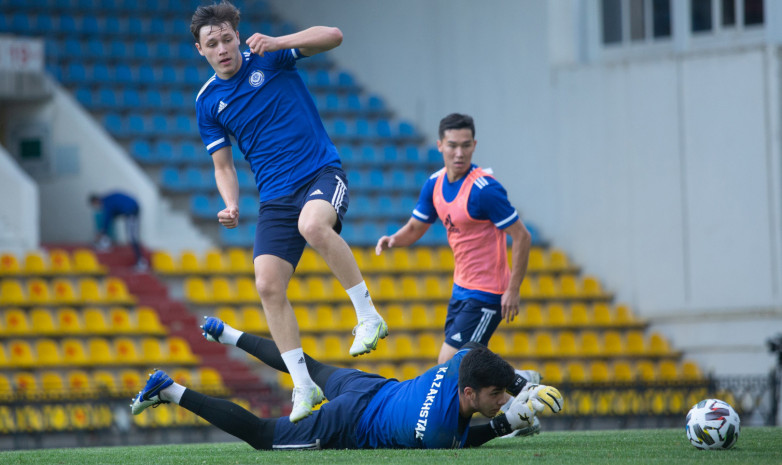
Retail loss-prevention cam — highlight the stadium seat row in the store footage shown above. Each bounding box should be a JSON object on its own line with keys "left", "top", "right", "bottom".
{"left": 0, "top": 403, "right": 113, "bottom": 434}
{"left": 324, "top": 117, "right": 419, "bottom": 143}
{"left": 0, "top": 249, "right": 104, "bottom": 276}
{"left": 0, "top": 367, "right": 226, "bottom": 401}
{"left": 1, "top": 306, "right": 166, "bottom": 337}
{"left": 0, "top": 336, "right": 198, "bottom": 368}
{"left": 0, "top": 277, "right": 134, "bottom": 306}
{"left": 102, "top": 113, "right": 197, "bottom": 139}
{"left": 75, "top": 86, "right": 193, "bottom": 113}
{"left": 338, "top": 143, "right": 441, "bottom": 166}
{"left": 488, "top": 329, "right": 674, "bottom": 358}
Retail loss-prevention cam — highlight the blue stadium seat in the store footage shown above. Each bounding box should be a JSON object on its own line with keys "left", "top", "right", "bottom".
{"left": 74, "top": 88, "right": 92, "bottom": 107}
{"left": 82, "top": 16, "right": 100, "bottom": 35}
{"left": 236, "top": 169, "right": 254, "bottom": 191}
{"left": 220, "top": 224, "right": 254, "bottom": 247}
{"left": 142, "top": 89, "right": 162, "bottom": 110}
{"left": 91, "top": 63, "right": 112, "bottom": 84}
{"left": 183, "top": 66, "right": 203, "bottom": 85}
{"left": 239, "top": 194, "right": 258, "bottom": 215}
{"left": 126, "top": 115, "right": 146, "bottom": 136}
{"left": 325, "top": 93, "right": 340, "bottom": 112}
{"left": 94, "top": 88, "right": 117, "bottom": 109}
{"left": 32, "top": 15, "right": 55, "bottom": 36}
{"left": 131, "top": 41, "right": 150, "bottom": 59}
{"left": 160, "top": 65, "right": 178, "bottom": 84}
{"left": 338, "top": 145, "right": 354, "bottom": 164}
{"left": 177, "top": 41, "right": 197, "bottom": 61}
{"left": 426, "top": 147, "right": 441, "bottom": 163}
{"left": 375, "top": 119, "right": 393, "bottom": 138}
{"left": 314, "top": 70, "right": 330, "bottom": 88}
{"left": 346, "top": 170, "right": 366, "bottom": 190}
{"left": 64, "top": 63, "right": 87, "bottom": 84}
{"left": 150, "top": 114, "right": 168, "bottom": 136}
{"left": 154, "top": 140, "right": 175, "bottom": 164}
{"left": 336, "top": 71, "right": 357, "bottom": 90}
{"left": 120, "top": 88, "right": 141, "bottom": 109}
{"left": 62, "top": 38, "right": 82, "bottom": 59}
{"left": 350, "top": 196, "right": 372, "bottom": 218}
{"left": 10, "top": 13, "right": 32, "bottom": 35}
{"left": 103, "top": 17, "right": 122, "bottom": 37}
{"left": 46, "top": 64, "right": 62, "bottom": 82}
{"left": 138, "top": 66, "right": 156, "bottom": 84}
{"left": 190, "top": 194, "right": 214, "bottom": 219}
{"left": 160, "top": 166, "right": 185, "bottom": 191}
{"left": 174, "top": 115, "right": 195, "bottom": 135}
{"left": 368, "top": 168, "right": 384, "bottom": 188}
{"left": 381, "top": 145, "right": 398, "bottom": 165}
{"left": 398, "top": 194, "right": 417, "bottom": 217}
{"left": 414, "top": 170, "right": 431, "bottom": 187}
{"left": 177, "top": 141, "right": 201, "bottom": 165}
{"left": 102, "top": 113, "right": 123, "bottom": 135}
{"left": 58, "top": 14, "right": 79, "bottom": 35}
{"left": 44, "top": 39, "right": 62, "bottom": 61}
{"left": 148, "top": 17, "right": 166, "bottom": 36}
{"left": 130, "top": 139, "right": 153, "bottom": 163}
{"left": 398, "top": 121, "right": 416, "bottom": 137}
{"left": 330, "top": 119, "right": 348, "bottom": 138}
{"left": 375, "top": 195, "right": 395, "bottom": 218}
{"left": 113, "top": 64, "right": 135, "bottom": 85}
{"left": 403, "top": 145, "right": 421, "bottom": 163}
{"left": 85, "top": 38, "right": 104, "bottom": 57}
{"left": 108, "top": 40, "right": 128, "bottom": 59}
{"left": 366, "top": 95, "right": 386, "bottom": 113}
{"left": 153, "top": 42, "right": 172, "bottom": 60}
{"left": 168, "top": 90, "right": 187, "bottom": 110}
{"left": 345, "top": 93, "right": 362, "bottom": 113}
{"left": 358, "top": 145, "right": 378, "bottom": 164}
{"left": 354, "top": 118, "right": 370, "bottom": 139}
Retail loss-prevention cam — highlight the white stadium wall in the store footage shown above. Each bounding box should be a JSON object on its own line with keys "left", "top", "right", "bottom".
{"left": 0, "top": 145, "right": 39, "bottom": 252}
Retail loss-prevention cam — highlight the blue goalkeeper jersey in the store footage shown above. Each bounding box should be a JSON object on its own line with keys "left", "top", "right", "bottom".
{"left": 195, "top": 48, "right": 341, "bottom": 202}
{"left": 355, "top": 348, "right": 470, "bottom": 449}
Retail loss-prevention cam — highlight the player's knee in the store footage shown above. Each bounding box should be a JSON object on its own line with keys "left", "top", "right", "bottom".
{"left": 255, "top": 276, "right": 285, "bottom": 302}
{"left": 298, "top": 218, "right": 331, "bottom": 247}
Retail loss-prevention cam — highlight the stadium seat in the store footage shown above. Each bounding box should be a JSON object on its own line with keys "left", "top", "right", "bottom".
{"left": 658, "top": 360, "right": 678, "bottom": 381}
{"left": 152, "top": 250, "right": 178, "bottom": 274}
{"left": 592, "top": 303, "right": 613, "bottom": 325}
{"left": 52, "top": 278, "right": 79, "bottom": 305}
{"left": 198, "top": 367, "right": 228, "bottom": 395}
{"left": 30, "top": 308, "right": 58, "bottom": 335}
{"left": 603, "top": 331, "right": 624, "bottom": 355}
{"left": 546, "top": 303, "right": 567, "bottom": 326}
{"left": 580, "top": 331, "right": 602, "bottom": 356}
{"left": 565, "top": 361, "right": 588, "bottom": 383}
{"left": 569, "top": 303, "right": 590, "bottom": 326}
{"left": 114, "top": 338, "right": 140, "bottom": 364}
{"left": 8, "top": 340, "right": 36, "bottom": 368}
{"left": 36, "top": 339, "right": 62, "bottom": 366}
{"left": 211, "top": 277, "right": 234, "bottom": 303}
{"left": 215, "top": 307, "right": 240, "bottom": 329}
{"left": 83, "top": 307, "right": 110, "bottom": 334}
{"left": 648, "top": 332, "right": 670, "bottom": 355}
{"left": 626, "top": 331, "right": 646, "bottom": 355}
{"left": 109, "top": 307, "right": 136, "bottom": 333}
{"left": 140, "top": 338, "right": 165, "bottom": 364}
{"left": 26, "top": 278, "right": 52, "bottom": 304}
{"left": 79, "top": 278, "right": 104, "bottom": 304}
{"left": 72, "top": 249, "right": 105, "bottom": 274}
{"left": 416, "top": 333, "right": 440, "bottom": 359}
{"left": 589, "top": 361, "right": 611, "bottom": 383}
{"left": 40, "top": 371, "right": 65, "bottom": 397}
{"left": 87, "top": 338, "right": 114, "bottom": 365}
{"left": 556, "top": 331, "right": 578, "bottom": 356}
{"left": 13, "top": 372, "right": 38, "bottom": 399}
{"left": 612, "top": 361, "right": 635, "bottom": 382}
{"left": 541, "top": 362, "right": 563, "bottom": 384}
{"left": 4, "top": 308, "right": 31, "bottom": 335}
{"left": 168, "top": 337, "right": 198, "bottom": 364}
{"left": 0, "top": 253, "right": 20, "bottom": 275}
{"left": 92, "top": 370, "right": 118, "bottom": 395}
{"left": 241, "top": 307, "right": 268, "bottom": 333}
{"left": 66, "top": 370, "right": 91, "bottom": 398}
{"left": 61, "top": 339, "right": 89, "bottom": 367}
{"left": 57, "top": 308, "right": 84, "bottom": 334}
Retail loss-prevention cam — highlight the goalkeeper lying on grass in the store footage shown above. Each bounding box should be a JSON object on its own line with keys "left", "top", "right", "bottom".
{"left": 131, "top": 316, "right": 563, "bottom": 449}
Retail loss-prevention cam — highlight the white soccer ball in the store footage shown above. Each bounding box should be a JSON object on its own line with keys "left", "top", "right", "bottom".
{"left": 685, "top": 398, "right": 740, "bottom": 450}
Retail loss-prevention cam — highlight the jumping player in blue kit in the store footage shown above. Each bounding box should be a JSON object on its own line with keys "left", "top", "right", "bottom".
{"left": 190, "top": 1, "right": 387, "bottom": 422}
{"left": 131, "top": 316, "right": 564, "bottom": 449}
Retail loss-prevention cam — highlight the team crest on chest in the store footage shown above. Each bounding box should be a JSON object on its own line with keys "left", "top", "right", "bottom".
{"left": 249, "top": 70, "right": 265, "bottom": 87}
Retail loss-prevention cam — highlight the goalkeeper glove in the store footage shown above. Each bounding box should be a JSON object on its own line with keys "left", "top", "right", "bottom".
{"left": 505, "top": 384, "right": 564, "bottom": 430}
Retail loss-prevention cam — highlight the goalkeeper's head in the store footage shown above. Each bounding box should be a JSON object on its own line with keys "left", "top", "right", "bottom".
{"left": 457, "top": 345, "right": 515, "bottom": 417}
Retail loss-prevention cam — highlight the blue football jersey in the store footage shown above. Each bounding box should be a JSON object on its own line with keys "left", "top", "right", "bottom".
{"left": 195, "top": 49, "right": 341, "bottom": 202}
{"left": 355, "top": 348, "right": 470, "bottom": 449}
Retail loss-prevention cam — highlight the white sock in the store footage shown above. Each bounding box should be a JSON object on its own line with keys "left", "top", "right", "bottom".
{"left": 160, "top": 382, "right": 186, "bottom": 405}
{"left": 281, "top": 348, "right": 314, "bottom": 388}
{"left": 218, "top": 323, "right": 243, "bottom": 346}
{"left": 346, "top": 281, "right": 379, "bottom": 322}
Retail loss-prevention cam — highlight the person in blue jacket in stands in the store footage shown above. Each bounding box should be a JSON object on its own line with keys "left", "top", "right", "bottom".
{"left": 89, "top": 191, "right": 147, "bottom": 270}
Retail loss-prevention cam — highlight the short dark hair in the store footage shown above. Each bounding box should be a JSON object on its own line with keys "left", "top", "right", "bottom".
{"left": 190, "top": 1, "right": 241, "bottom": 43}
{"left": 438, "top": 113, "right": 475, "bottom": 140}
{"left": 88, "top": 193, "right": 101, "bottom": 205}
{"left": 458, "top": 345, "right": 514, "bottom": 393}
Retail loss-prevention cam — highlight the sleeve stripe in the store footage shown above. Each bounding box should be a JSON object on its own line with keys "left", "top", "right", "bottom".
{"left": 291, "top": 48, "right": 299, "bottom": 59}
{"left": 413, "top": 209, "right": 429, "bottom": 221}
{"left": 206, "top": 137, "right": 226, "bottom": 151}
{"left": 495, "top": 210, "right": 518, "bottom": 228}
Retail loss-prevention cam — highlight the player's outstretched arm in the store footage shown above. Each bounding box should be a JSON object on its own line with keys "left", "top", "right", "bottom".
{"left": 246, "top": 26, "right": 342, "bottom": 57}
{"left": 212, "top": 146, "right": 240, "bottom": 229}
{"left": 375, "top": 217, "right": 431, "bottom": 255}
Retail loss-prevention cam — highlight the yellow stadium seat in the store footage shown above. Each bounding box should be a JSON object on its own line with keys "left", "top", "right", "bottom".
{"left": 118, "top": 370, "right": 143, "bottom": 396}
{"left": 41, "top": 371, "right": 65, "bottom": 397}
{"left": 435, "top": 247, "right": 454, "bottom": 271}
{"left": 87, "top": 338, "right": 114, "bottom": 365}
{"left": 0, "top": 374, "right": 13, "bottom": 401}
{"left": 204, "top": 249, "right": 225, "bottom": 272}
{"left": 23, "top": 251, "right": 49, "bottom": 275}
{"left": 57, "top": 308, "right": 84, "bottom": 334}
{"left": 0, "top": 344, "right": 8, "bottom": 368}
{"left": 8, "top": 340, "right": 36, "bottom": 367}
{"left": 26, "top": 278, "right": 52, "bottom": 305}
{"left": 569, "top": 303, "right": 590, "bottom": 326}
{"left": 151, "top": 250, "right": 178, "bottom": 274}
{"left": 392, "top": 334, "right": 415, "bottom": 360}
{"left": 408, "top": 303, "right": 433, "bottom": 330}
{"left": 399, "top": 276, "right": 420, "bottom": 299}
{"left": 66, "top": 370, "right": 91, "bottom": 397}
{"left": 565, "top": 361, "right": 587, "bottom": 383}
{"left": 278, "top": 371, "right": 294, "bottom": 390}
{"left": 184, "top": 277, "right": 210, "bottom": 303}
{"left": 375, "top": 363, "right": 397, "bottom": 379}
{"left": 48, "top": 249, "right": 73, "bottom": 274}
{"left": 302, "top": 305, "right": 324, "bottom": 331}
{"left": 658, "top": 360, "right": 678, "bottom": 380}
{"left": 300, "top": 335, "right": 320, "bottom": 357}
{"left": 298, "top": 247, "right": 327, "bottom": 272}
{"left": 235, "top": 277, "right": 259, "bottom": 302}
{"left": 522, "top": 303, "right": 544, "bottom": 327}
{"left": 51, "top": 278, "right": 79, "bottom": 305}
{"left": 383, "top": 304, "right": 409, "bottom": 330}
{"left": 114, "top": 337, "right": 140, "bottom": 364}
{"left": 83, "top": 307, "right": 110, "bottom": 334}
{"left": 636, "top": 360, "right": 656, "bottom": 382}
{"left": 333, "top": 305, "right": 357, "bottom": 331}
{"left": 0, "top": 280, "right": 26, "bottom": 306}
{"left": 555, "top": 331, "right": 578, "bottom": 356}
{"left": 321, "top": 335, "right": 345, "bottom": 362}
{"left": 559, "top": 275, "right": 581, "bottom": 298}
{"left": 72, "top": 249, "right": 105, "bottom": 274}
{"left": 416, "top": 333, "right": 440, "bottom": 359}
{"left": 626, "top": 331, "right": 646, "bottom": 355}
{"left": 211, "top": 278, "right": 235, "bottom": 304}
{"left": 105, "top": 277, "right": 135, "bottom": 304}
{"left": 519, "top": 275, "right": 538, "bottom": 299}
{"left": 329, "top": 277, "right": 350, "bottom": 303}
{"left": 412, "top": 247, "right": 436, "bottom": 271}
{"left": 14, "top": 372, "right": 38, "bottom": 398}
{"left": 168, "top": 337, "right": 198, "bottom": 364}
{"left": 612, "top": 361, "right": 635, "bottom": 382}
{"left": 527, "top": 247, "right": 547, "bottom": 271}
{"left": 388, "top": 248, "right": 413, "bottom": 271}
{"left": 488, "top": 333, "right": 510, "bottom": 356}
{"left": 422, "top": 276, "right": 447, "bottom": 299}
{"left": 170, "top": 368, "right": 193, "bottom": 386}
{"left": 373, "top": 275, "right": 396, "bottom": 300}
{"left": 79, "top": 278, "right": 104, "bottom": 303}
{"left": 400, "top": 362, "right": 421, "bottom": 380}
{"left": 287, "top": 276, "right": 306, "bottom": 302}
{"left": 92, "top": 370, "right": 118, "bottom": 395}
{"left": 199, "top": 367, "right": 229, "bottom": 395}
{"left": 592, "top": 303, "right": 613, "bottom": 325}
{"left": 509, "top": 333, "right": 530, "bottom": 357}
{"left": 546, "top": 303, "right": 567, "bottom": 327}
{"left": 226, "top": 248, "right": 253, "bottom": 273}
{"left": 548, "top": 248, "right": 571, "bottom": 271}
{"left": 304, "top": 276, "right": 331, "bottom": 301}
{"left": 648, "top": 332, "right": 670, "bottom": 355}
{"left": 364, "top": 249, "right": 390, "bottom": 272}
{"left": 241, "top": 306, "right": 268, "bottom": 333}
{"left": 582, "top": 275, "right": 605, "bottom": 297}
{"left": 589, "top": 361, "right": 610, "bottom": 383}
{"left": 532, "top": 332, "right": 555, "bottom": 357}
{"left": 603, "top": 330, "right": 624, "bottom": 355}
{"left": 140, "top": 338, "right": 165, "bottom": 364}
{"left": 681, "top": 360, "right": 702, "bottom": 380}
{"left": 541, "top": 362, "right": 563, "bottom": 384}
{"left": 136, "top": 306, "right": 167, "bottom": 334}
{"left": 109, "top": 307, "right": 135, "bottom": 333}
{"left": 537, "top": 275, "right": 560, "bottom": 299}
{"left": 180, "top": 250, "right": 202, "bottom": 273}
{"left": 61, "top": 338, "right": 89, "bottom": 366}
{"left": 580, "top": 331, "right": 602, "bottom": 356}
{"left": 614, "top": 303, "right": 636, "bottom": 325}
{"left": 4, "top": 308, "right": 31, "bottom": 335}
{"left": 35, "top": 339, "right": 62, "bottom": 366}
{"left": 0, "top": 252, "right": 20, "bottom": 275}
{"left": 215, "top": 306, "right": 240, "bottom": 329}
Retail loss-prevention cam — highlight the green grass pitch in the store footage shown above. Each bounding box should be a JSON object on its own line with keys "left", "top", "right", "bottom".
{"left": 0, "top": 427, "right": 779, "bottom": 464}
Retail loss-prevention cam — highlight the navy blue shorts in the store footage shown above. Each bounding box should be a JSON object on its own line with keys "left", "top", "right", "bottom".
{"left": 253, "top": 166, "right": 349, "bottom": 266}
{"left": 443, "top": 298, "right": 503, "bottom": 349}
{"left": 272, "top": 368, "right": 392, "bottom": 449}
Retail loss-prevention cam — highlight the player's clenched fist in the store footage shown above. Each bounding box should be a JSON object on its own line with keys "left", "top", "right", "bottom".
{"left": 524, "top": 384, "right": 564, "bottom": 413}
{"left": 246, "top": 33, "right": 280, "bottom": 56}
{"left": 218, "top": 207, "right": 239, "bottom": 229}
